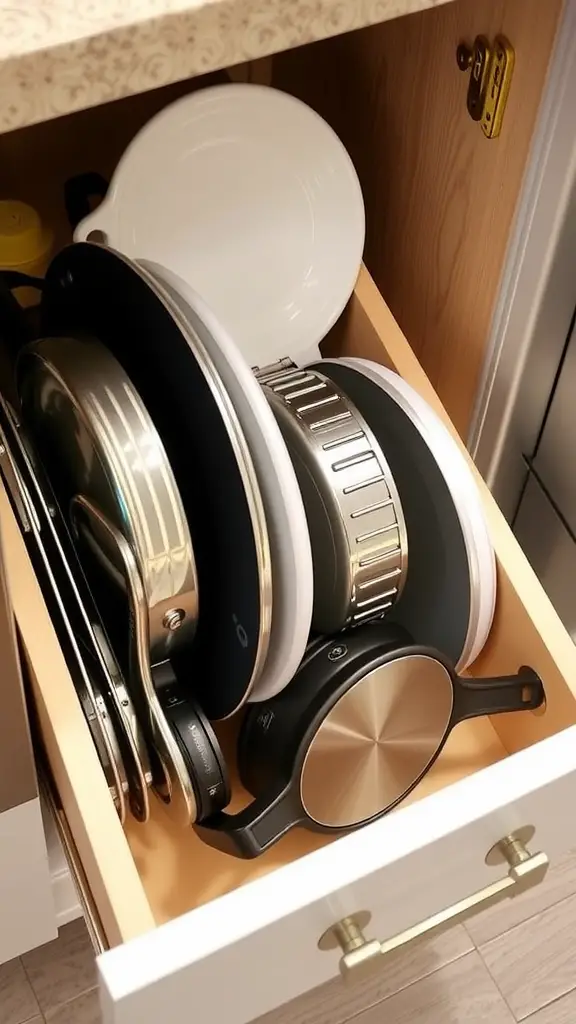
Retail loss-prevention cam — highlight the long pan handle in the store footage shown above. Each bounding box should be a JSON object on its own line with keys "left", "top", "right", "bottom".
{"left": 70, "top": 494, "right": 198, "bottom": 827}
{"left": 453, "top": 667, "right": 544, "bottom": 721}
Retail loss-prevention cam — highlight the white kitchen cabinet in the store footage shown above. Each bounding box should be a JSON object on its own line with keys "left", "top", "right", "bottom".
{"left": 0, "top": 800, "right": 56, "bottom": 963}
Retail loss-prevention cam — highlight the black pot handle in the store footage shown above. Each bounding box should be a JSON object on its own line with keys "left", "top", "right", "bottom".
{"left": 454, "top": 667, "right": 544, "bottom": 721}
{"left": 195, "top": 782, "right": 302, "bottom": 858}
{"left": 0, "top": 272, "right": 43, "bottom": 359}
{"left": 64, "top": 172, "right": 109, "bottom": 232}
{"left": 1, "top": 270, "right": 45, "bottom": 291}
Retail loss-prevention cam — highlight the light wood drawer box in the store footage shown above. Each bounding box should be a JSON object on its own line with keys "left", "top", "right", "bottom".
{"left": 0, "top": 263, "right": 574, "bottom": 1023}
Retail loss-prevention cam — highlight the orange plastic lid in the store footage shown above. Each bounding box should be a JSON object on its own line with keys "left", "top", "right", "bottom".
{"left": 0, "top": 200, "right": 51, "bottom": 268}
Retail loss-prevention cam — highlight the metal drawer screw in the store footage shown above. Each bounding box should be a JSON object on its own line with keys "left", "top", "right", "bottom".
{"left": 163, "top": 608, "right": 185, "bottom": 631}
{"left": 456, "top": 43, "right": 473, "bottom": 71}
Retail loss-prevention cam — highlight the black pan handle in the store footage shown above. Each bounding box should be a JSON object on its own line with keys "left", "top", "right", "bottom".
{"left": 0, "top": 271, "right": 43, "bottom": 361}
{"left": 454, "top": 667, "right": 544, "bottom": 721}
{"left": 1, "top": 270, "right": 45, "bottom": 291}
{"left": 64, "top": 172, "right": 109, "bottom": 232}
{"left": 195, "top": 782, "right": 302, "bottom": 858}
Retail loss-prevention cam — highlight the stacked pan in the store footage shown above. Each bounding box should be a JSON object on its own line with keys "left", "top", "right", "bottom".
{"left": 0, "top": 85, "right": 545, "bottom": 858}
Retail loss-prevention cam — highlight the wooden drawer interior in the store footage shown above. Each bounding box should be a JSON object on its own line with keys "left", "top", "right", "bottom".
{"left": 0, "top": 12, "right": 573, "bottom": 949}
{"left": 3, "top": 263, "right": 576, "bottom": 949}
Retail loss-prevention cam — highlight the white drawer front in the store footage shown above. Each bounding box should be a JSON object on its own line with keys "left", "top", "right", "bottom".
{"left": 0, "top": 797, "right": 56, "bottom": 963}
{"left": 97, "top": 726, "right": 576, "bottom": 1024}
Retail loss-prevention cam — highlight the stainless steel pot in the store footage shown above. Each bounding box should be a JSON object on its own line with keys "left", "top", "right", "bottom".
{"left": 18, "top": 335, "right": 201, "bottom": 825}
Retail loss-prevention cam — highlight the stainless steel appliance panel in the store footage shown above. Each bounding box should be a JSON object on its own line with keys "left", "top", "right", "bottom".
{"left": 515, "top": 471, "right": 576, "bottom": 642}
{"left": 533, "top": 318, "right": 576, "bottom": 534}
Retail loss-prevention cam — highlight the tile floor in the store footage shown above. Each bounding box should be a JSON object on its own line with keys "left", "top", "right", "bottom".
{"left": 0, "top": 920, "right": 98, "bottom": 1024}
{"left": 4, "top": 847, "right": 576, "bottom": 1024}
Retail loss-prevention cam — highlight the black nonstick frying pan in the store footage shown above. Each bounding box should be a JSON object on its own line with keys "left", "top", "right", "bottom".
{"left": 196, "top": 623, "right": 544, "bottom": 858}
{"left": 39, "top": 242, "right": 272, "bottom": 720}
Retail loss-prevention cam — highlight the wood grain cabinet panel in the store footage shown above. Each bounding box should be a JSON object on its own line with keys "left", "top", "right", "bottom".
{"left": 274, "top": 0, "right": 562, "bottom": 435}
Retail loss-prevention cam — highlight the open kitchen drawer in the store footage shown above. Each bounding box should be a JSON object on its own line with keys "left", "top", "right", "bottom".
{"left": 0, "top": 0, "right": 571, "bottom": 1014}
{"left": 2, "top": 261, "right": 576, "bottom": 1024}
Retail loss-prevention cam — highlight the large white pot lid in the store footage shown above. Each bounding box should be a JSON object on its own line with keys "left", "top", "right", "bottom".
{"left": 75, "top": 83, "right": 365, "bottom": 370}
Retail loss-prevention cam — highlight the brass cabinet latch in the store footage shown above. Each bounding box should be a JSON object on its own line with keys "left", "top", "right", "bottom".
{"left": 457, "top": 35, "right": 515, "bottom": 138}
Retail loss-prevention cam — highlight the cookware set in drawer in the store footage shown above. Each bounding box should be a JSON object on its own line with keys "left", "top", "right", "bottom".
{"left": 0, "top": 83, "right": 551, "bottom": 869}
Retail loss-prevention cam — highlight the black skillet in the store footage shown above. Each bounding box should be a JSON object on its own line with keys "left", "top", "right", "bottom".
{"left": 39, "top": 242, "right": 271, "bottom": 720}
{"left": 196, "top": 622, "right": 544, "bottom": 858}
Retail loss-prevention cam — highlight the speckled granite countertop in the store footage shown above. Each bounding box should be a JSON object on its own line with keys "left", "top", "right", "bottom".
{"left": 0, "top": 0, "right": 453, "bottom": 134}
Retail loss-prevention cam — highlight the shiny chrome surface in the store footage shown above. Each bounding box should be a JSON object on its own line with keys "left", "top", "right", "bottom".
{"left": 72, "top": 495, "right": 197, "bottom": 826}
{"left": 262, "top": 367, "right": 407, "bottom": 632}
{"left": 0, "top": 407, "right": 129, "bottom": 822}
{"left": 300, "top": 655, "right": 453, "bottom": 827}
{"left": 18, "top": 335, "right": 198, "bottom": 665}
{"left": 40, "top": 777, "right": 108, "bottom": 954}
{"left": 324, "top": 357, "right": 494, "bottom": 674}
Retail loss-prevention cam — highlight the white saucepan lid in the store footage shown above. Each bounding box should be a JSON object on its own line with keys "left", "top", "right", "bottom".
{"left": 75, "top": 83, "right": 365, "bottom": 371}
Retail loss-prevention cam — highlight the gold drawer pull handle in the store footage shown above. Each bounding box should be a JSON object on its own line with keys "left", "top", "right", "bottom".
{"left": 318, "top": 827, "right": 548, "bottom": 981}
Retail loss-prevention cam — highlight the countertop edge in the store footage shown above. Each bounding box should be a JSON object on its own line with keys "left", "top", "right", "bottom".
{"left": 0, "top": 0, "right": 453, "bottom": 135}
